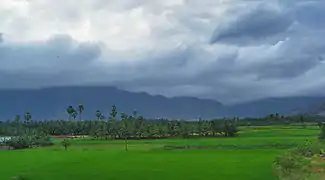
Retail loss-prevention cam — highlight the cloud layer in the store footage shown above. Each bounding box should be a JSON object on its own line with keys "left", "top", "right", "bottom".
{"left": 1, "top": 0, "right": 325, "bottom": 104}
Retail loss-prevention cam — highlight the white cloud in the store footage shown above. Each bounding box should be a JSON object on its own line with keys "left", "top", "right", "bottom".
{"left": 0, "top": 0, "right": 325, "bottom": 104}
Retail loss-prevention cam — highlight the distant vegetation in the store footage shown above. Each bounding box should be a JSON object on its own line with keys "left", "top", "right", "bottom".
{"left": 1, "top": 104, "right": 240, "bottom": 150}
{"left": 1, "top": 104, "right": 325, "bottom": 150}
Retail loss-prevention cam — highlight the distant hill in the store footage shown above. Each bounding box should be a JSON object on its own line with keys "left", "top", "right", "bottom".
{"left": 0, "top": 86, "right": 325, "bottom": 120}
{"left": 222, "top": 97, "right": 325, "bottom": 117}
{"left": 0, "top": 86, "right": 222, "bottom": 120}
{"left": 303, "top": 102, "right": 325, "bottom": 116}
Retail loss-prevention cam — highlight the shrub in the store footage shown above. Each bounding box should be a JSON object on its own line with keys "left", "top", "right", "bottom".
{"left": 6, "top": 135, "right": 54, "bottom": 150}
{"left": 291, "top": 141, "right": 325, "bottom": 157}
{"left": 6, "top": 136, "right": 31, "bottom": 149}
{"left": 273, "top": 151, "right": 310, "bottom": 179}
{"left": 223, "top": 119, "right": 239, "bottom": 137}
{"left": 274, "top": 152, "right": 308, "bottom": 172}
{"left": 61, "top": 139, "right": 71, "bottom": 150}
{"left": 33, "top": 136, "right": 54, "bottom": 147}
{"left": 273, "top": 142, "right": 325, "bottom": 180}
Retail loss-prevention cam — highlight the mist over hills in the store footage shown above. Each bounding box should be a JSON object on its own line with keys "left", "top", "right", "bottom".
{"left": 0, "top": 86, "right": 324, "bottom": 120}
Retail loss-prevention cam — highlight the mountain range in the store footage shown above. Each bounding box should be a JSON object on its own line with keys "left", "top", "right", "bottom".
{"left": 0, "top": 86, "right": 324, "bottom": 120}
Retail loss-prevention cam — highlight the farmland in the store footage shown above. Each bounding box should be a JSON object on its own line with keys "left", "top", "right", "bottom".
{"left": 0, "top": 126, "right": 321, "bottom": 180}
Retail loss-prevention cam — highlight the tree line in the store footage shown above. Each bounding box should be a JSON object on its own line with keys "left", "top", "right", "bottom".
{"left": 1, "top": 103, "right": 325, "bottom": 150}
{"left": 1, "top": 103, "right": 324, "bottom": 140}
{"left": 0, "top": 104, "right": 239, "bottom": 140}
{"left": 0, "top": 105, "right": 238, "bottom": 139}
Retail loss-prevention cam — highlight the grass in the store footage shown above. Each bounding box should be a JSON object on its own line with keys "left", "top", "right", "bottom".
{"left": 0, "top": 126, "right": 321, "bottom": 180}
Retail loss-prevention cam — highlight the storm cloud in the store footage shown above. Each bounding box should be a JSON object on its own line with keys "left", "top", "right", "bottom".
{"left": 0, "top": 0, "right": 325, "bottom": 104}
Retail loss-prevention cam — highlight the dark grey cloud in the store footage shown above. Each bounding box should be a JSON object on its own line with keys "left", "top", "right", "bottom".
{"left": 1, "top": 0, "right": 325, "bottom": 104}
{"left": 210, "top": 2, "right": 294, "bottom": 45}
{"left": 295, "top": 1, "right": 325, "bottom": 29}
{"left": 0, "top": 34, "right": 102, "bottom": 88}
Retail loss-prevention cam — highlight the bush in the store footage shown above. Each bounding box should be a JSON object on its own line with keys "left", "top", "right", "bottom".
{"left": 6, "top": 135, "right": 54, "bottom": 150}
{"left": 6, "top": 136, "right": 31, "bottom": 149}
{"left": 33, "top": 136, "right": 54, "bottom": 147}
{"left": 291, "top": 141, "right": 325, "bottom": 157}
{"left": 273, "top": 142, "right": 325, "bottom": 180}
{"left": 273, "top": 151, "right": 311, "bottom": 180}
{"left": 223, "top": 119, "right": 239, "bottom": 137}
{"left": 61, "top": 139, "right": 71, "bottom": 150}
{"left": 274, "top": 152, "right": 309, "bottom": 172}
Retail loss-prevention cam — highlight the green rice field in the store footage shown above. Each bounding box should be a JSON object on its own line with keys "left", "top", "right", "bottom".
{"left": 0, "top": 126, "right": 320, "bottom": 180}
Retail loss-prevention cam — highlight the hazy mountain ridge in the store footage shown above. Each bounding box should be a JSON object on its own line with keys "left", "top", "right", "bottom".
{"left": 0, "top": 86, "right": 324, "bottom": 120}
{"left": 0, "top": 86, "right": 222, "bottom": 120}
{"left": 223, "top": 97, "right": 325, "bottom": 117}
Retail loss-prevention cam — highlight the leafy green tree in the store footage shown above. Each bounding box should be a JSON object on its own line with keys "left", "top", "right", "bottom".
{"left": 223, "top": 119, "right": 238, "bottom": 137}
{"left": 210, "top": 120, "right": 221, "bottom": 136}
{"left": 180, "top": 121, "right": 190, "bottom": 138}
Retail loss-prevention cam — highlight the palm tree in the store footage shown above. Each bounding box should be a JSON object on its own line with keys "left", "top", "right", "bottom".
{"left": 66, "top": 106, "right": 75, "bottom": 121}
{"left": 71, "top": 111, "right": 78, "bottom": 121}
{"left": 77, "top": 104, "right": 84, "bottom": 121}
{"left": 95, "top": 110, "right": 102, "bottom": 121}
{"left": 24, "top": 112, "right": 32, "bottom": 123}
{"left": 24, "top": 112, "right": 32, "bottom": 134}
{"left": 109, "top": 105, "right": 118, "bottom": 121}
{"left": 100, "top": 114, "right": 105, "bottom": 121}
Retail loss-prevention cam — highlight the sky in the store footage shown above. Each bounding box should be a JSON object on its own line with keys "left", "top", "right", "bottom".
{"left": 0, "top": 0, "right": 325, "bottom": 104}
